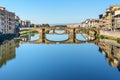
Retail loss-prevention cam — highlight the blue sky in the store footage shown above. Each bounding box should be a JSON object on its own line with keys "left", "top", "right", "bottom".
{"left": 0, "top": 0, "right": 120, "bottom": 24}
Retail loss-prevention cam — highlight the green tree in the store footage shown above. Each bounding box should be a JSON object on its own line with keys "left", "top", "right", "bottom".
{"left": 53, "top": 25, "right": 67, "bottom": 27}
{"left": 30, "top": 24, "right": 35, "bottom": 27}
{"left": 42, "top": 24, "right": 50, "bottom": 27}
{"left": 117, "top": 38, "right": 120, "bottom": 43}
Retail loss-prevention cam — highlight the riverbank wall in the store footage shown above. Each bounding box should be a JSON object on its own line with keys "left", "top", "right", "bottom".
{"left": 0, "top": 34, "right": 17, "bottom": 44}
{"left": 100, "top": 30, "right": 120, "bottom": 38}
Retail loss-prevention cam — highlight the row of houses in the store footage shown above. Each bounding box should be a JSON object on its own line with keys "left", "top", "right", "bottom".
{"left": 80, "top": 19, "right": 99, "bottom": 28}
{"left": 70, "top": 5, "right": 120, "bottom": 31}
{"left": 0, "top": 6, "right": 31, "bottom": 35}
{"left": 67, "top": 19, "right": 100, "bottom": 29}
{"left": 67, "top": 24, "right": 80, "bottom": 28}
{"left": 99, "top": 5, "right": 120, "bottom": 30}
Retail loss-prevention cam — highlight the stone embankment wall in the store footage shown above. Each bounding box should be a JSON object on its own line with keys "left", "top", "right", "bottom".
{"left": 100, "top": 30, "right": 120, "bottom": 38}
{"left": 99, "top": 39, "right": 120, "bottom": 47}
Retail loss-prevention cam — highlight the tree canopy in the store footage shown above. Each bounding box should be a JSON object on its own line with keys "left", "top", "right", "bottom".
{"left": 42, "top": 24, "right": 50, "bottom": 27}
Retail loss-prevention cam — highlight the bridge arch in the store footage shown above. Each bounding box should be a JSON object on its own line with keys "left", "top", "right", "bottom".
{"left": 20, "top": 27, "right": 99, "bottom": 43}
{"left": 20, "top": 28, "right": 44, "bottom": 43}
{"left": 75, "top": 27, "right": 99, "bottom": 42}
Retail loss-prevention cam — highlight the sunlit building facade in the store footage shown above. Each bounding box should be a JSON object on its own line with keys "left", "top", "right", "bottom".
{"left": 99, "top": 5, "right": 120, "bottom": 30}
{"left": 0, "top": 6, "right": 15, "bottom": 34}
{"left": 80, "top": 19, "right": 99, "bottom": 28}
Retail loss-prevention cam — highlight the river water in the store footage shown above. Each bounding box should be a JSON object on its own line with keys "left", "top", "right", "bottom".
{"left": 0, "top": 34, "right": 120, "bottom": 80}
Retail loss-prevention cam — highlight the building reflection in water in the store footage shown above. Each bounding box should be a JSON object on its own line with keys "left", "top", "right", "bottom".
{"left": 0, "top": 39, "right": 20, "bottom": 68}
{"left": 0, "top": 34, "right": 33, "bottom": 68}
{"left": 98, "top": 39, "right": 120, "bottom": 71}
{"left": 1, "top": 33, "right": 120, "bottom": 72}
{"left": 18, "top": 33, "right": 120, "bottom": 72}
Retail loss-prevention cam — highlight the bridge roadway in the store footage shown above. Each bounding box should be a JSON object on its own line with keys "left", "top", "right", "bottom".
{"left": 20, "top": 27, "right": 99, "bottom": 44}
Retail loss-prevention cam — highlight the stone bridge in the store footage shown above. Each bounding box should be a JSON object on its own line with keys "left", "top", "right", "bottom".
{"left": 20, "top": 27, "right": 99, "bottom": 44}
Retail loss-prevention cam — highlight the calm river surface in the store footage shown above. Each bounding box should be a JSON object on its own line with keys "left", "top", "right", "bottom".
{"left": 0, "top": 34, "right": 120, "bottom": 80}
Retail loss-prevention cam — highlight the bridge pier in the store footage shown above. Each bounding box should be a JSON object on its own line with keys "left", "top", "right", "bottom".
{"left": 41, "top": 28, "right": 45, "bottom": 43}
{"left": 53, "top": 29, "right": 56, "bottom": 34}
{"left": 65, "top": 28, "right": 76, "bottom": 43}
{"left": 43, "top": 28, "right": 57, "bottom": 43}
{"left": 33, "top": 28, "right": 44, "bottom": 43}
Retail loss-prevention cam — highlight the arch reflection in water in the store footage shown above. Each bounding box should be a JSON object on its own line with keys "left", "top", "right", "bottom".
{"left": 55, "top": 30, "right": 66, "bottom": 34}
{"left": 46, "top": 34, "right": 69, "bottom": 42}
{"left": 45, "top": 29, "right": 69, "bottom": 42}
{"left": 20, "top": 33, "right": 99, "bottom": 44}
{"left": 0, "top": 39, "right": 19, "bottom": 68}
{"left": 98, "top": 39, "right": 120, "bottom": 71}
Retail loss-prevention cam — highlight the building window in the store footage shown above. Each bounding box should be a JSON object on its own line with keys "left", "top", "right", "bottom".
{"left": 9, "top": 26, "right": 11, "bottom": 30}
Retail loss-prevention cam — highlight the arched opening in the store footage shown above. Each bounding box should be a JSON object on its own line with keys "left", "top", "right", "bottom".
{"left": 75, "top": 29, "right": 97, "bottom": 41}
{"left": 20, "top": 29, "right": 40, "bottom": 42}
{"left": 45, "top": 29, "right": 69, "bottom": 42}
{"left": 75, "top": 29, "right": 87, "bottom": 41}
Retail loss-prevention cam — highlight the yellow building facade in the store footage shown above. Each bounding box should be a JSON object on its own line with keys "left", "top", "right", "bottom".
{"left": 99, "top": 5, "right": 120, "bottom": 30}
